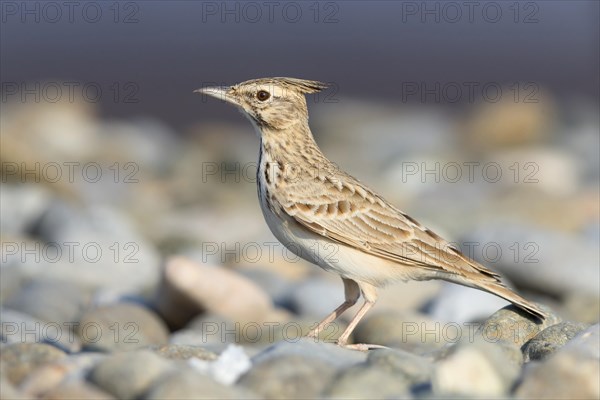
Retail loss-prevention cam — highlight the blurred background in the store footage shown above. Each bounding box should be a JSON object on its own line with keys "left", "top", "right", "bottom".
{"left": 1, "top": 0, "right": 599, "bottom": 365}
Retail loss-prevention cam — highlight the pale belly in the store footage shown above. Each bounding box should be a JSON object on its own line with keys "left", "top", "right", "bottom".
{"left": 258, "top": 195, "right": 414, "bottom": 287}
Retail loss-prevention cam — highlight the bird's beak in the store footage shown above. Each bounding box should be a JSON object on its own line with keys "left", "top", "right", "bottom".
{"left": 194, "top": 86, "right": 239, "bottom": 105}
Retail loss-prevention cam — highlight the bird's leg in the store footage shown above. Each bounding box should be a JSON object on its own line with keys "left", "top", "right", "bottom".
{"left": 306, "top": 278, "right": 360, "bottom": 339}
{"left": 337, "top": 282, "right": 387, "bottom": 351}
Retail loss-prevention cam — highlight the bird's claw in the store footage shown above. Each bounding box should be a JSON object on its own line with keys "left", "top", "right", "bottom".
{"left": 336, "top": 341, "right": 389, "bottom": 351}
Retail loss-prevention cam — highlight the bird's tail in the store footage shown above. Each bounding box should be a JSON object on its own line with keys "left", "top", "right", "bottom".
{"left": 476, "top": 281, "right": 546, "bottom": 321}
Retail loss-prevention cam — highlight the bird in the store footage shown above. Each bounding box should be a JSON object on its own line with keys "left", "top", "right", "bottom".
{"left": 195, "top": 77, "right": 545, "bottom": 350}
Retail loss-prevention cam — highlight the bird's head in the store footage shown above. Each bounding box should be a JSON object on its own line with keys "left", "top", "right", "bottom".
{"left": 195, "top": 77, "right": 327, "bottom": 131}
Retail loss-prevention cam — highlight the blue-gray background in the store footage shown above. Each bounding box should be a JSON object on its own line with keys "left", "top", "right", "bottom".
{"left": 2, "top": 1, "right": 598, "bottom": 128}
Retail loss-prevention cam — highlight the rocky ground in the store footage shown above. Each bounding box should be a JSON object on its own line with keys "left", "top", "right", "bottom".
{"left": 1, "top": 94, "right": 599, "bottom": 399}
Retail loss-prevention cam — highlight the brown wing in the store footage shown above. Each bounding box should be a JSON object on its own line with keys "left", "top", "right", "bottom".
{"left": 276, "top": 174, "right": 502, "bottom": 282}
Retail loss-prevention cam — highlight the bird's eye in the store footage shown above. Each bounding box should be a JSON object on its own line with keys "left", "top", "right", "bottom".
{"left": 256, "top": 90, "right": 270, "bottom": 101}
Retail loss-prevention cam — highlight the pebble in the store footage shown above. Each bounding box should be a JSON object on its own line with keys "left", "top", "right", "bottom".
{"left": 563, "top": 292, "right": 600, "bottom": 324}
{"left": 34, "top": 201, "right": 161, "bottom": 295}
{"left": 0, "top": 377, "right": 28, "bottom": 400}
{"left": 0, "top": 343, "right": 66, "bottom": 385}
{"left": 367, "top": 348, "right": 433, "bottom": 384}
{"left": 474, "top": 304, "right": 561, "bottom": 347}
{"left": 147, "top": 344, "right": 217, "bottom": 361}
{"left": 326, "top": 348, "right": 433, "bottom": 398}
{"left": 560, "top": 119, "right": 600, "bottom": 185}
{"left": 100, "top": 118, "right": 181, "bottom": 173}
{"left": 522, "top": 321, "right": 590, "bottom": 361}
{"left": 239, "top": 354, "right": 336, "bottom": 399}
{"left": 325, "top": 363, "right": 412, "bottom": 399}
{"left": 276, "top": 316, "right": 347, "bottom": 344}
{"left": 77, "top": 303, "right": 169, "bottom": 352}
{"left": 169, "top": 329, "right": 222, "bottom": 350}
{"left": 177, "top": 313, "right": 238, "bottom": 351}
{"left": 433, "top": 339, "right": 522, "bottom": 397}
{"left": 564, "top": 323, "right": 600, "bottom": 359}
{"left": 0, "top": 184, "right": 52, "bottom": 236}
{"left": 188, "top": 344, "right": 251, "bottom": 385}
{"left": 154, "top": 257, "right": 274, "bottom": 329}
{"left": 353, "top": 310, "right": 449, "bottom": 352}
{"left": 42, "top": 382, "right": 115, "bottom": 400}
{"left": 186, "top": 312, "right": 348, "bottom": 348}
{"left": 88, "top": 350, "right": 173, "bottom": 399}
{"left": 4, "top": 279, "right": 87, "bottom": 328}
{"left": 19, "top": 353, "right": 105, "bottom": 398}
{"left": 494, "top": 148, "right": 583, "bottom": 196}
{"left": 146, "top": 369, "right": 254, "bottom": 400}
{"left": 0, "top": 259, "right": 26, "bottom": 302}
{"left": 464, "top": 98, "right": 552, "bottom": 149}
{"left": 0, "top": 308, "right": 81, "bottom": 352}
{"left": 250, "top": 337, "right": 367, "bottom": 370}
{"left": 516, "top": 324, "right": 600, "bottom": 399}
{"left": 186, "top": 308, "right": 317, "bottom": 346}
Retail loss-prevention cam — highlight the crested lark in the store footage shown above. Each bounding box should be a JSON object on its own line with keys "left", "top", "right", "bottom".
{"left": 196, "top": 77, "right": 545, "bottom": 350}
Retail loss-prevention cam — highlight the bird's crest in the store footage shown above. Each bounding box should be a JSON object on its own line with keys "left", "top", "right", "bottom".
{"left": 243, "top": 77, "right": 328, "bottom": 94}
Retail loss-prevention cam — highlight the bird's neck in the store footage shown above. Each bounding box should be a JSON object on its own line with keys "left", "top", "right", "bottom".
{"left": 259, "top": 119, "right": 325, "bottom": 164}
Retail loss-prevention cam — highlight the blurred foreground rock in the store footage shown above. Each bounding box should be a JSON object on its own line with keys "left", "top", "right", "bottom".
{"left": 154, "top": 257, "right": 277, "bottom": 329}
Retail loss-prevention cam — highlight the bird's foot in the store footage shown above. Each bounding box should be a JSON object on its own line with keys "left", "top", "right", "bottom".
{"left": 336, "top": 341, "right": 388, "bottom": 351}
{"left": 305, "top": 329, "right": 319, "bottom": 340}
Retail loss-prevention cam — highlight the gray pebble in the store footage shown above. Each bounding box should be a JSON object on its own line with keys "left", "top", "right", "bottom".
{"left": 184, "top": 313, "right": 236, "bottom": 349}
{"left": 4, "top": 279, "right": 87, "bottom": 328}
{"left": 325, "top": 349, "right": 432, "bottom": 399}
{"left": 169, "top": 329, "right": 220, "bottom": 350}
{"left": 146, "top": 369, "right": 254, "bottom": 399}
{"left": 353, "top": 311, "right": 449, "bottom": 352}
{"left": 239, "top": 354, "right": 335, "bottom": 399}
{"left": 517, "top": 325, "right": 599, "bottom": 399}
{"left": 34, "top": 202, "right": 161, "bottom": 295}
{"left": 0, "top": 263, "right": 25, "bottom": 302}
{"left": 189, "top": 313, "right": 347, "bottom": 347}
{"left": 78, "top": 303, "right": 169, "bottom": 352}
{"left": 523, "top": 321, "right": 590, "bottom": 361}
{"left": 433, "top": 339, "right": 522, "bottom": 397}
{"left": 474, "top": 304, "right": 561, "bottom": 347}
{"left": 89, "top": 350, "right": 173, "bottom": 399}
{"left": 325, "top": 363, "right": 412, "bottom": 399}
{"left": 563, "top": 293, "right": 600, "bottom": 324}
{"left": 0, "top": 185, "right": 51, "bottom": 236}
{"left": 146, "top": 344, "right": 217, "bottom": 361}
{"left": 564, "top": 323, "right": 599, "bottom": 359}
{"left": 278, "top": 316, "right": 347, "bottom": 345}
{"left": 251, "top": 337, "right": 367, "bottom": 370}
{"left": 367, "top": 348, "right": 433, "bottom": 385}
{"left": 43, "top": 382, "right": 116, "bottom": 400}
{"left": 0, "top": 308, "right": 81, "bottom": 352}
